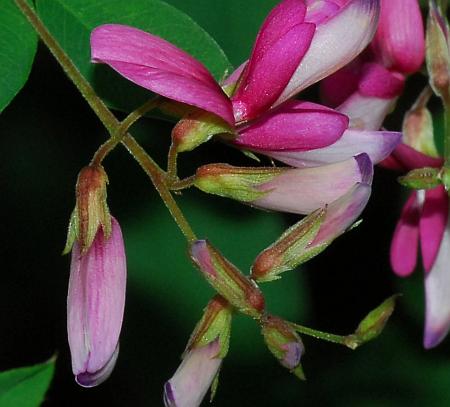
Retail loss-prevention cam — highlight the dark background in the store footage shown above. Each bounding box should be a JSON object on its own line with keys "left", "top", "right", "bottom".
{"left": 2, "top": 1, "right": 450, "bottom": 406}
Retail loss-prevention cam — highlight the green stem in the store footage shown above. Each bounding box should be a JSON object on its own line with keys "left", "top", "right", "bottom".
{"left": 91, "top": 97, "right": 161, "bottom": 165}
{"left": 15, "top": 0, "right": 196, "bottom": 242}
{"left": 167, "top": 142, "right": 179, "bottom": 181}
{"left": 444, "top": 105, "right": 450, "bottom": 168}
{"left": 170, "top": 176, "right": 196, "bottom": 191}
{"left": 289, "top": 323, "right": 360, "bottom": 350}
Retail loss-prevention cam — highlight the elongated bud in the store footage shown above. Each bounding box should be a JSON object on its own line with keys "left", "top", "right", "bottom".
{"left": 190, "top": 240, "right": 265, "bottom": 319}
{"left": 402, "top": 88, "right": 438, "bottom": 157}
{"left": 194, "top": 155, "right": 371, "bottom": 215}
{"left": 64, "top": 164, "right": 111, "bottom": 255}
{"left": 426, "top": 0, "right": 450, "bottom": 102}
{"left": 164, "top": 297, "right": 232, "bottom": 407}
{"left": 172, "top": 111, "right": 234, "bottom": 153}
{"left": 251, "top": 209, "right": 326, "bottom": 282}
{"left": 349, "top": 295, "right": 399, "bottom": 348}
{"left": 398, "top": 167, "right": 442, "bottom": 189}
{"left": 261, "top": 315, "right": 305, "bottom": 380}
{"left": 68, "top": 217, "right": 126, "bottom": 387}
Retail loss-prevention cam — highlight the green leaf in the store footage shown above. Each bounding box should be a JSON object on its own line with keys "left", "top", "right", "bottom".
{"left": 36, "top": 0, "right": 232, "bottom": 113}
{"left": 0, "top": 0, "right": 38, "bottom": 114}
{"left": 0, "top": 357, "right": 55, "bottom": 407}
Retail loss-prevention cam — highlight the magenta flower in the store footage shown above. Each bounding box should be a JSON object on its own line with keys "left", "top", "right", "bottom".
{"left": 90, "top": 0, "right": 384, "bottom": 157}
{"left": 387, "top": 143, "right": 450, "bottom": 348}
{"left": 67, "top": 217, "right": 127, "bottom": 386}
{"left": 164, "top": 340, "right": 222, "bottom": 407}
{"left": 321, "top": 0, "right": 425, "bottom": 131}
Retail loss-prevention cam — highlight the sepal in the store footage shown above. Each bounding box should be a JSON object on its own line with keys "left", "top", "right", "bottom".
{"left": 251, "top": 208, "right": 326, "bottom": 282}
{"left": 190, "top": 240, "right": 265, "bottom": 319}
{"left": 398, "top": 167, "right": 442, "bottom": 189}
{"left": 64, "top": 165, "right": 111, "bottom": 255}
{"left": 172, "top": 111, "right": 234, "bottom": 153}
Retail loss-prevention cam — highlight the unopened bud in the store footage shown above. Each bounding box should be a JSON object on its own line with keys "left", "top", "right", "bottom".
{"left": 398, "top": 167, "right": 442, "bottom": 189}
{"left": 251, "top": 209, "right": 326, "bottom": 282}
{"left": 402, "top": 89, "right": 438, "bottom": 157}
{"left": 172, "top": 111, "right": 234, "bottom": 153}
{"left": 190, "top": 240, "right": 265, "bottom": 319}
{"left": 64, "top": 165, "right": 111, "bottom": 254}
{"left": 426, "top": 1, "right": 450, "bottom": 101}
{"left": 349, "top": 295, "right": 399, "bottom": 348}
{"left": 261, "top": 315, "right": 305, "bottom": 380}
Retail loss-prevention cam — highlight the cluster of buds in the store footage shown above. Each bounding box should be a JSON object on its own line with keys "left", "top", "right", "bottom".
{"left": 61, "top": 0, "right": 431, "bottom": 403}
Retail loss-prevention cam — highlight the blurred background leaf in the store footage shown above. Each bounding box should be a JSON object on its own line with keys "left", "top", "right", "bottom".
{"left": 0, "top": 358, "right": 55, "bottom": 407}
{"left": 0, "top": 0, "right": 37, "bottom": 113}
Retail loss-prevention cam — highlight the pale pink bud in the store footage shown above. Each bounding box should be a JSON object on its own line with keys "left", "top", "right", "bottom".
{"left": 67, "top": 217, "right": 126, "bottom": 387}
{"left": 164, "top": 340, "right": 222, "bottom": 407}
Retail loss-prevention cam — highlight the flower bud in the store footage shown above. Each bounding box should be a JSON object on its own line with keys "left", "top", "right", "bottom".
{"left": 402, "top": 88, "right": 439, "bottom": 157}
{"left": 64, "top": 164, "right": 111, "bottom": 255}
{"left": 261, "top": 315, "right": 305, "bottom": 379}
{"left": 371, "top": 0, "right": 425, "bottom": 74}
{"left": 190, "top": 240, "right": 265, "bottom": 319}
{"left": 398, "top": 167, "right": 442, "bottom": 190}
{"left": 172, "top": 111, "right": 234, "bottom": 153}
{"left": 67, "top": 217, "right": 126, "bottom": 387}
{"left": 351, "top": 295, "right": 399, "bottom": 347}
{"left": 426, "top": 1, "right": 450, "bottom": 102}
{"left": 164, "top": 296, "right": 232, "bottom": 407}
{"left": 251, "top": 208, "right": 326, "bottom": 282}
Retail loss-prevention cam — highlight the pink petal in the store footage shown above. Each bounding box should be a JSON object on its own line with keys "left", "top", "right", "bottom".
{"left": 276, "top": 0, "right": 380, "bottom": 104}
{"left": 232, "top": 23, "right": 315, "bottom": 122}
{"left": 263, "top": 130, "right": 401, "bottom": 168}
{"left": 311, "top": 182, "right": 372, "bottom": 246}
{"left": 338, "top": 91, "right": 397, "bottom": 130}
{"left": 68, "top": 217, "right": 126, "bottom": 386}
{"left": 91, "top": 24, "right": 234, "bottom": 124}
{"left": 391, "top": 143, "right": 444, "bottom": 171}
{"left": 420, "top": 186, "right": 449, "bottom": 272}
{"left": 371, "top": 0, "right": 425, "bottom": 74}
{"left": 320, "top": 58, "right": 363, "bottom": 107}
{"left": 357, "top": 63, "right": 405, "bottom": 99}
{"left": 424, "top": 214, "right": 450, "bottom": 348}
{"left": 164, "top": 340, "right": 222, "bottom": 407}
{"left": 234, "top": 100, "right": 349, "bottom": 151}
{"left": 253, "top": 154, "right": 372, "bottom": 214}
{"left": 390, "top": 192, "right": 422, "bottom": 277}
{"left": 305, "top": 0, "right": 341, "bottom": 24}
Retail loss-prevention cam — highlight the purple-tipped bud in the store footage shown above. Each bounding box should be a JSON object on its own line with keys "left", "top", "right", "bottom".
{"left": 164, "top": 340, "right": 222, "bottom": 407}
{"left": 371, "top": 0, "right": 425, "bottom": 74}
{"left": 261, "top": 315, "right": 305, "bottom": 379}
{"left": 67, "top": 217, "right": 126, "bottom": 387}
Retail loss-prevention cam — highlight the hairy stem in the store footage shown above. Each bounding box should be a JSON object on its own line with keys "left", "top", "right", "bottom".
{"left": 15, "top": 0, "right": 196, "bottom": 242}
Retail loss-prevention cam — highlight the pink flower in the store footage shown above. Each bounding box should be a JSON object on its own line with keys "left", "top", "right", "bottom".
{"left": 67, "top": 217, "right": 127, "bottom": 386}
{"left": 321, "top": 0, "right": 425, "bottom": 131}
{"left": 387, "top": 143, "right": 450, "bottom": 348}
{"left": 90, "top": 0, "right": 387, "bottom": 157}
